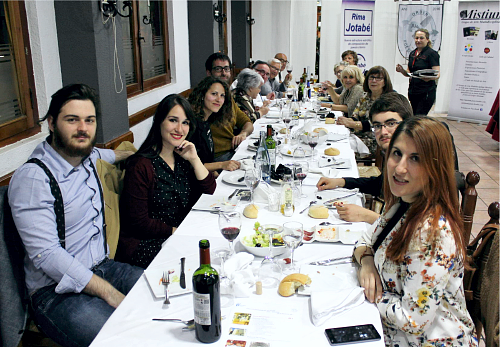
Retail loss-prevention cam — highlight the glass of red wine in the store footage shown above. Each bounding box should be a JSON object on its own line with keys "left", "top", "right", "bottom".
{"left": 286, "top": 63, "right": 293, "bottom": 74}
{"left": 218, "top": 211, "right": 242, "bottom": 257}
{"left": 293, "top": 161, "right": 309, "bottom": 197}
{"left": 308, "top": 132, "right": 319, "bottom": 162}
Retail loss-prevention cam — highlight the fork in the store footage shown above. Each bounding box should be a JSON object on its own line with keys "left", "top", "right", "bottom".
{"left": 300, "top": 200, "right": 316, "bottom": 214}
{"left": 152, "top": 318, "right": 194, "bottom": 326}
{"left": 162, "top": 271, "right": 170, "bottom": 305}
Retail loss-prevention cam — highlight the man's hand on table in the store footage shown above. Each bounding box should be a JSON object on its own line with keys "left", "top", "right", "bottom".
{"left": 316, "top": 177, "right": 346, "bottom": 191}
{"left": 259, "top": 106, "right": 270, "bottom": 117}
{"left": 336, "top": 204, "right": 380, "bottom": 224}
{"left": 221, "top": 160, "right": 241, "bottom": 171}
{"left": 232, "top": 133, "right": 247, "bottom": 149}
{"left": 358, "top": 257, "right": 383, "bottom": 303}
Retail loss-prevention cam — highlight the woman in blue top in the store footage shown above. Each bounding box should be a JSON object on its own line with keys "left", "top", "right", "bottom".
{"left": 396, "top": 29, "right": 440, "bottom": 116}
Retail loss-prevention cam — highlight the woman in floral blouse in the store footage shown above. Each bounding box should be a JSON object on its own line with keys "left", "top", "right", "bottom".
{"left": 337, "top": 66, "right": 393, "bottom": 155}
{"left": 353, "top": 117, "right": 476, "bottom": 346}
{"left": 233, "top": 68, "right": 268, "bottom": 122}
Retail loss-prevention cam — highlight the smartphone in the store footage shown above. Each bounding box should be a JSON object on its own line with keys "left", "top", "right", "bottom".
{"left": 324, "top": 324, "right": 381, "bottom": 345}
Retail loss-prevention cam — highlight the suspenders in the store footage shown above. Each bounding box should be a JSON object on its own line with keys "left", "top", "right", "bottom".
{"left": 26, "top": 158, "right": 107, "bottom": 252}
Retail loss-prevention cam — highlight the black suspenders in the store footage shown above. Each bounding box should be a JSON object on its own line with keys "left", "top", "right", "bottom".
{"left": 26, "top": 158, "right": 107, "bottom": 252}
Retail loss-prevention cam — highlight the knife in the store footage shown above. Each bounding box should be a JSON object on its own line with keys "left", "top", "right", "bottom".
{"left": 179, "top": 257, "right": 186, "bottom": 289}
{"left": 323, "top": 192, "right": 358, "bottom": 205}
{"left": 308, "top": 256, "right": 353, "bottom": 266}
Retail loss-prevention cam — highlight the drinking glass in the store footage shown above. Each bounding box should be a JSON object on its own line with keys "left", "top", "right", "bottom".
{"left": 218, "top": 211, "right": 242, "bottom": 256}
{"left": 293, "top": 161, "right": 309, "bottom": 197}
{"left": 282, "top": 110, "right": 292, "bottom": 144}
{"left": 286, "top": 63, "right": 293, "bottom": 74}
{"left": 212, "top": 248, "right": 234, "bottom": 307}
{"left": 244, "top": 168, "right": 260, "bottom": 204}
{"left": 313, "top": 74, "right": 318, "bottom": 84}
{"left": 282, "top": 222, "right": 303, "bottom": 271}
{"left": 308, "top": 132, "right": 319, "bottom": 162}
{"left": 286, "top": 89, "right": 293, "bottom": 101}
{"left": 258, "top": 224, "right": 283, "bottom": 288}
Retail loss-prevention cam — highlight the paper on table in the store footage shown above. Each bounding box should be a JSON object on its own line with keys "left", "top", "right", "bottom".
{"left": 310, "top": 287, "right": 365, "bottom": 326}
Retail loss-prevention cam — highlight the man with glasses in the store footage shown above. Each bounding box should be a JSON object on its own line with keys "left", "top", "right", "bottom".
{"left": 205, "top": 53, "right": 254, "bottom": 161}
{"left": 274, "top": 53, "right": 292, "bottom": 83}
{"left": 316, "top": 92, "right": 413, "bottom": 224}
{"left": 250, "top": 60, "right": 276, "bottom": 101}
{"left": 260, "top": 58, "right": 289, "bottom": 98}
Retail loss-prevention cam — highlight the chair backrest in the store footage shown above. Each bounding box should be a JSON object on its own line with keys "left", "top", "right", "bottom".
{"left": 460, "top": 171, "right": 480, "bottom": 243}
{"left": 0, "top": 185, "right": 28, "bottom": 347}
{"left": 464, "top": 201, "right": 499, "bottom": 346}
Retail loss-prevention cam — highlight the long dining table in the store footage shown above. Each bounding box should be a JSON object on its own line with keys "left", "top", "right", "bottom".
{"left": 89, "top": 109, "right": 385, "bottom": 347}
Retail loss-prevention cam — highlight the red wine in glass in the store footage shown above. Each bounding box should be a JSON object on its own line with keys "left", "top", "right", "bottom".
{"left": 308, "top": 141, "right": 318, "bottom": 149}
{"left": 286, "top": 93, "right": 293, "bottom": 100}
{"left": 283, "top": 118, "right": 291, "bottom": 124}
{"left": 296, "top": 172, "right": 307, "bottom": 182}
{"left": 221, "top": 227, "right": 240, "bottom": 241}
{"left": 287, "top": 68, "right": 292, "bottom": 73}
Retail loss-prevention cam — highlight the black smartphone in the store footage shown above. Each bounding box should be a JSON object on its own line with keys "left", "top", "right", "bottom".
{"left": 324, "top": 324, "right": 381, "bottom": 345}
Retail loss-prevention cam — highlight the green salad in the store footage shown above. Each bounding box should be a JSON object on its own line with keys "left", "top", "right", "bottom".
{"left": 242, "top": 222, "right": 284, "bottom": 248}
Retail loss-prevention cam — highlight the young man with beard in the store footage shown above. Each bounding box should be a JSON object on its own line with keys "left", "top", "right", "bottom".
{"left": 8, "top": 84, "right": 143, "bottom": 347}
{"left": 316, "top": 92, "right": 413, "bottom": 224}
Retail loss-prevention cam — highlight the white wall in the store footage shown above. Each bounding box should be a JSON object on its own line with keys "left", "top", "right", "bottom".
{"left": 0, "top": 0, "right": 191, "bottom": 177}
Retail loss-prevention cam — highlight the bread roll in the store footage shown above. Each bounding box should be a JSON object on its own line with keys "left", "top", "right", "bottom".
{"left": 278, "top": 273, "right": 312, "bottom": 297}
{"left": 313, "top": 127, "right": 328, "bottom": 133}
{"left": 324, "top": 147, "right": 340, "bottom": 156}
{"left": 243, "top": 204, "right": 259, "bottom": 219}
{"left": 325, "top": 118, "right": 335, "bottom": 124}
{"left": 308, "top": 205, "right": 329, "bottom": 219}
{"left": 279, "top": 128, "right": 288, "bottom": 134}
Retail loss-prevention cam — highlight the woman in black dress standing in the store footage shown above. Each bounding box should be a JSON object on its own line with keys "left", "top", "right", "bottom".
{"left": 396, "top": 29, "right": 440, "bottom": 116}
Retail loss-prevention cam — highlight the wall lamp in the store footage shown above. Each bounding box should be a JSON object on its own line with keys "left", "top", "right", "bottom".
{"left": 213, "top": 3, "right": 227, "bottom": 23}
{"left": 246, "top": 13, "right": 255, "bottom": 25}
{"left": 99, "top": 0, "right": 133, "bottom": 18}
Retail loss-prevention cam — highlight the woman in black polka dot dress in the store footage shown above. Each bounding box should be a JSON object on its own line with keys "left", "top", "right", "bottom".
{"left": 115, "top": 95, "right": 216, "bottom": 268}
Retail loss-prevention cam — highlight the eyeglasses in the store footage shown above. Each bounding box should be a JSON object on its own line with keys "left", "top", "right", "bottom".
{"left": 212, "top": 66, "right": 231, "bottom": 73}
{"left": 368, "top": 76, "right": 384, "bottom": 81}
{"left": 255, "top": 68, "right": 270, "bottom": 77}
{"left": 269, "top": 65, "right": 280, "bottom": 72}
{"left": 372, "top": 120, "right": 401, "bottom": 132}
{"left": 277, "top": 58, "right": 288, "bottom": 64}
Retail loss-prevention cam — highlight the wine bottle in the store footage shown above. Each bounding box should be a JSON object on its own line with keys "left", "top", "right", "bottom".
{"left": 256, "top": 131, "right": 271, "bottom": 184}
{"left": 265, "top": 125, "right": 276, "bottom": 173}
{"left": 193, "top": 239, "right": 221, "bottom": 343}
{"left": 298, "top": 77, "right": 305, "bottom": 102}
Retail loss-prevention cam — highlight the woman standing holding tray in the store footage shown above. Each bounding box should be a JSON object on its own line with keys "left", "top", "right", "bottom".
{"left": 115, "top": 95, "right": 216, "bottom": 268}
{"left": 353, "top": 117, "right": 476, "bottom": 346}
{"left": 396, "top": 29, "right": 440, "bottom": 116}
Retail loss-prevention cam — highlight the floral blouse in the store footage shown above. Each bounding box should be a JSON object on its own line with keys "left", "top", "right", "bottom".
{"left": 354, "top": 203, "right": 477, "bottom": 347}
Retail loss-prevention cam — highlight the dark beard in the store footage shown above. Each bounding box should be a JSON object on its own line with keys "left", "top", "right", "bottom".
{"left": 53, "top": 126, "right": 96, "bottom": 158}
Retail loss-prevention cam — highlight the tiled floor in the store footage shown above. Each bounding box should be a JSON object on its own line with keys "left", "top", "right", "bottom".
{"left": 435, "top": 116, "right": 498, "bottom": 347}
{"left": 436, "top": 116, "right": 500, "bottom": 240}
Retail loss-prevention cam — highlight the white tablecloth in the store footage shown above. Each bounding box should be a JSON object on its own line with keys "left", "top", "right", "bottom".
{"left": 90, "top": 118, "right": 384, "bottom": 347}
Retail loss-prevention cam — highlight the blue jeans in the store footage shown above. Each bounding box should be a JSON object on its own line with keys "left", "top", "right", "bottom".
{"left": 30, "top": 259, "right": 143, "bottom": 347}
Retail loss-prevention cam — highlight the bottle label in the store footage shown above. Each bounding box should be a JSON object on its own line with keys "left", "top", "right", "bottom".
{"left": 193, "top": 292, "right": 211, "bottom": 325}
{"left": 268, "top": 148, "right": 276, "bottom": 166}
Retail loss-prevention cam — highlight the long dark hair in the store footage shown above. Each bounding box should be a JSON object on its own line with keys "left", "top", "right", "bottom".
{"left": 188, "top": 76, "right": 232, "bottom": 126}
{"left": 136, "top": 94, "right": 195, "bottom": 158}
{"left": 383, "top": 117, "right": 465, "bottom": 264}
{"left": 363, "top": 66, "right": 393, "bottom": 96}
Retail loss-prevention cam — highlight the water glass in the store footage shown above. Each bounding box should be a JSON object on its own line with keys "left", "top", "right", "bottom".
{"left": 268, "top": 191, "right": 280, "bottom": 212}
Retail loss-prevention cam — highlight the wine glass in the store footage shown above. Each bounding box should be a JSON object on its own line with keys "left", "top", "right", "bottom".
{"left": 258, "top": 224, "right": 283, "bottom": 288}
{"left": 286, "top": 63, "right": 293, "bottom": 74}
{"left": 212, "top": 248, "right": 234, "bottom": 307}
{"left": 286, "top": 89, "right": 293, "bottom": 100}
{"left": 244, "top": 168, "right": 260, "bottom": 204}
{"left": 308, "top": 132, "right": 319, "bottom": 162}
{"left": 218, "top": 211, "right": 242, "bottom": 256}
{"left": 282, "top": 221, "right": 303, "bottom": 271}
{"left": 293, "top": 161, "right": 309, "bottom": 197}
{"left": 282, "top": 110, "right": 292, "bottom": 144}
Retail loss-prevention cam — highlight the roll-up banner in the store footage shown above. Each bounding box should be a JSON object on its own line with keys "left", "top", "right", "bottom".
{"left": 397, "top": 4, "right": 443, "bottom": 60}
{"left": 449, "top": 1, "right": 499, "bottom": 123}
{"left": 340, "top": 0, "right": 375, "bottom": 73}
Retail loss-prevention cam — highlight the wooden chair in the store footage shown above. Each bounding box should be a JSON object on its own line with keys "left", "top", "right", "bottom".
{"left": 459, "top": 171, "right": 480, "bottom": 243}
{"left": 464, "top": 201, "right": 499, "bottom": 346}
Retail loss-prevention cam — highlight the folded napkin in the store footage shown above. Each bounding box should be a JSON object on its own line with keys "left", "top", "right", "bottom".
{"left": 310, "top": 287, "right": 366, "bottom": 326}
{"left": 309, "top": 167, "right": 337, "bottom": 178}
{"left": 349, "top": 134, "right": 370, "bottom": 155}
{"left": 239, "top": 159, "right": 255, "bottom": 171}
{"left": 221, "top": 252, "right": 255, "bottom": 298}
{"left": 254, "top": 181, "right": 276, "bottom": 203}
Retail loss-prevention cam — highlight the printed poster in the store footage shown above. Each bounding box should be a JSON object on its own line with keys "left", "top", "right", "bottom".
{"left": 340, "top": 0, "right": 375, "bottom": 73}
{"left": 397, "top": 4, "right": 443, "bottom": 59}
{"left": 449, "top": 1, "right": 499, "bottom": 123}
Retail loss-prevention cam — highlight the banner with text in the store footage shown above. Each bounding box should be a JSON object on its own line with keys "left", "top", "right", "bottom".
{"left": 449, "top": 1, "right": 499, "bottom": 123}
{"left": 341, "top": 0, "right": 375, "bottom": 73}
{"left": 397, "top": 4, "right": 443, "bottom": 59}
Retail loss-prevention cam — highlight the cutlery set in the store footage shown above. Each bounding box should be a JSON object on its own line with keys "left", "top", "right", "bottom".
{"left": 162, "top": 258, "right": 186, "bottom": 305}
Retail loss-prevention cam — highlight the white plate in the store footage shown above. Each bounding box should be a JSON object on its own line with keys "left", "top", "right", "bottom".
{"left": 144, "top": 260, "right": 197, "bottom": 298}
{"left": 221, "top": 171, "right": 247, "bottom": 186}
{"left": 315, "top": 190, "right": 361, "bottom": 206}
{"left": 327, "top": 133, "right": 349, "bottom": 142}
{"left": 297, "top": 264, "right": 358, "bottom": 295}
{"left": 302, "top": 224, "right": 364, "bottom": 245}
{"left": 280, "top": 147, "right": 312, "bottom": 157}
{"left": 191, "top": 194, "right": 238, "bottom": 212}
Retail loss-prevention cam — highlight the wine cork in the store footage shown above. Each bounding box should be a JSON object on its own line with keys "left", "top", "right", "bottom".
{"left": 255, "top": 281, "right": 263, "bottom": 295}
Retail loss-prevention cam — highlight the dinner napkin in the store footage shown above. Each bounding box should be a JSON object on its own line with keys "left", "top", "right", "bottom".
{"left": 349, "top": 134, "right": 370, "bottom": 155}
{"left": 310, "top": 287, "right": 366, "bottom": 326}
{"left": 254, "top": 181, "right": 277, "bottom": 203}
{"left": 239, "top": 159, "right": 254, "bottom": 171}
{"left": 221, "top": 252, "right": 255, "bottom": 298}
{"left": 309, "top": 167, "right": 337, "bottom": 178}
